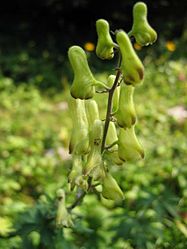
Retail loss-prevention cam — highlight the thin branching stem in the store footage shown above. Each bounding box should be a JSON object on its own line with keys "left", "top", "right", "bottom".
{"left": 104, "top": 140, "right": 118, "bottom": 150}
{"left": 101, "top": 53, "right": 122, "bottom": 153}
{"left": 68, "top": 177, "right": 92, "bottom": 211}
{"left": 68, "top": 190, "right": 86, "bottom": 211}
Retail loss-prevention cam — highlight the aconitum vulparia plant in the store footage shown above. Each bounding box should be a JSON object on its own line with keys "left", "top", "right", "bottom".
{"left": 56, "top": 1, "right": 157, "bottom": 228}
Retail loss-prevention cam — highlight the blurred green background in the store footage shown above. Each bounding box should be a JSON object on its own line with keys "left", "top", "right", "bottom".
{"left": 0, "top": 0, "right": 187, "bottom": 248}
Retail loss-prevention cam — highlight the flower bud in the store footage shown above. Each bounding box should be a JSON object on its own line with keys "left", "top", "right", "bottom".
{"left": 100, "top": 194, "right": 115, "bottom": 208}
{"left": 102, "top": 173, "right": 124, "bottom": 201}
{"left": 85, "top": 99, "right": 100, "bottom": 131}
{"left": 96, "top": 19, "right": 114, "bottom": 60}
{"left": 83, "top": 120, "right": 104, "bottom": 178}
{"left": 106, "top": 122, "right": 118, "bottom": 152}
{"left": 75, "top": 175, "right": 88, "bottom": 192}
{"left": 69, "top": 99, "right": 89, "bottom": 155}
{"left": 90, "top": 119, "right": 103, "bottom": 145}
{"left": 68, "top": 46, "right": 102, "bottom": 99}
{"left": 103, "top": 124, "right": 122, "bottom": 168}
{"left": 116, "top": 31, "right": 144, "bottom": 86}
{"left": 68, "top": 154, "right": 86, "bottom": 191}
{"left": 56, "top": 189, "right": 73, "bottom": 228}
{"left": 118, "top": 126, "right": 144, "bottom": 161}
{"left": 84, "top": 147, "right": 104, "bottom": 178}
{"left": 129, "top": 2, "right": 157, "bottom": 46}
{"left": 104, "top": 150, "right": 124, "bottom": 166}
{"left": 115, "top": 84, "right": 136, "bottom": 128}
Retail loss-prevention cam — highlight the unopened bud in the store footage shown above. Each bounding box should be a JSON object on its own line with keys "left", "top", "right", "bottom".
{"left": 96, "top": 19, "right": 114, "bottom": 60}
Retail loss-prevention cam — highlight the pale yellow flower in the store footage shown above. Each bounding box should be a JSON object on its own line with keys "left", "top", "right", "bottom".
{"left": 134, "top": 42, "right": 142, "bottom": 51}
{"left": 166, "top": 41, "right": 176, "bottom": 52}
{"left": 84, "top": 42, "right": 95, "bottom": 52}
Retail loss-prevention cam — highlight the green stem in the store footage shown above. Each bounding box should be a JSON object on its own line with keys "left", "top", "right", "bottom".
{"left": 68, "top": 190, "right": 86, "bottom": 211}
{"left": 105, "top": 140, "right": 118, "bottom": 150}
{"left": 68, "top": 177, "right": 92, "bottom": 211}
{"left": 101, "top": 53, "right": 122, "bottom": 153}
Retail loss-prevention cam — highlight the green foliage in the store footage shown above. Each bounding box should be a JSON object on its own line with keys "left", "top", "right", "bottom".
{"left": 1, "top": 57, "right": 187, "bottom": 248}
{"left": 0, "top": 46, "right": 69, "bottom": 90}
{"left": 1, "top": 4, "right": 187, "bottom": 247}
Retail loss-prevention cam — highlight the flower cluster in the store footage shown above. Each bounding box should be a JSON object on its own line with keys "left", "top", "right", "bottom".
{"left": 56, "top": 1, "right": 157, "bottom": 228}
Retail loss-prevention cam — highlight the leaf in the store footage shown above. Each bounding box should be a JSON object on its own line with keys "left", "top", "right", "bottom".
{"left": 175, "top": 220, "right": 187, "bottom": 237}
